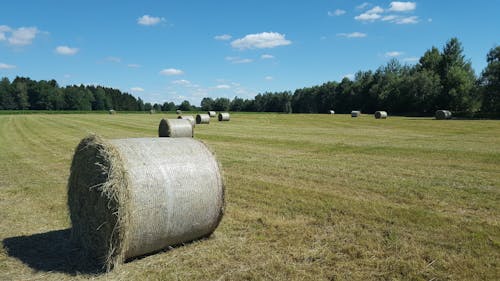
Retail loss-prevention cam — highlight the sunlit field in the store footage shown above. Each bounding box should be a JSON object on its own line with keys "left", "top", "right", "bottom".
{"left": 0, "top": 113, "right": 499, "bottom": 280}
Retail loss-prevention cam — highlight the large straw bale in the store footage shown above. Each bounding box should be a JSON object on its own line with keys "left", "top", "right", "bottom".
{"left": 218, "top": 112, "right": 230, "bottom": 121}
{"left": 435, "top": 110, "right": 452, "bottom": 120}
{"left": 374, "top": 111, "right": 388, "bottom": 119}
{"left": 351, "top": 111, "right": 361, "bottom": 117}
{"left": 158, "top": 118, "right": 193, "bottom": 137}
{"left": 177, "top": 115, "right": 196, "bottom": 127}
{"left": 67, "top": 135, "right": 224, "bottom": 271}
{"left": 196, "top": 114, "right": 210, "bottom": 124}
{"left": 208, "top": 111, "right": 217, "bottom": 117}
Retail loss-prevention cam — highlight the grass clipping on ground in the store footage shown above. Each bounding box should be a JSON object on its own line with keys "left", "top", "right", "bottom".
{"left": 67, "top": 135, "right": 224, "bottom": 272}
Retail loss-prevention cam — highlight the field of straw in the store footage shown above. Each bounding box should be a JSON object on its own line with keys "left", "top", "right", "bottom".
{"left": 0, "top": 113, "right": 499, "bottom": 280}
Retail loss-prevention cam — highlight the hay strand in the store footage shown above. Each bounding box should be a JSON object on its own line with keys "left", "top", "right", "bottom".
{"left": 196, "top": 114, "right": 210, "bottom": 124}
{"left": 158, "top": 118, "right": 193, "bottom": 138}
{"left": 218, "top": 112, "right": 230, "bottom": 121}
{"left": 374, "top": 111, "right": 388, "bottom": 119}
{"left": 68, "top": 135, "right": 224, "bottom": 271}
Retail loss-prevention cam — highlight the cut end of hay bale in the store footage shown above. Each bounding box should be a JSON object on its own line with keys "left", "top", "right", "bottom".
{"left": 158, "top": 118, "right": 193, "bottom": 138}
{"left": 67, "top": 135, "right": 225, "bottom": 272}
{"left": 218, "top": 112, "right": 230, "bottom": 121}
{"left": 67, "top": 135, "right": 130, "bottom": 272}
{"left": 374, "top": 111, "right": 388, "bottom": 119}
{"left": 196, "top": 114, "right": 210, "bottom": 124}
{"left": 436, "top": 110, "right": 452, "bottom": 120}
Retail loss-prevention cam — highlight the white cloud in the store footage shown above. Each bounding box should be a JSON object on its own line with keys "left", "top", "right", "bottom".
{"left": 127, "top": 63, "right": 141, "bottom": 68}
{"left": 231, "top": 32, "right": 291, "bottom": 50}
{"left": 225, "top": 56, "right": 253, "bottom": 64}
{"left": 389, "top": 2, "right": 416, "bottom": 12}
{"left": 172, "top": 79, "right": 191, "bottom": 85}
{"left": 261, "top": 54, "right": 274, "bottom": 59}
{"left": 7, "top": 27, "right": 39, "bottom": 46}
{"left": 337, "top": 32, "right": 367, "bottom": 38}
{"left": 214, "top": 34, "right": 232, "bottom": 41}
{"left": 264, "top": 76, "right": 273, "bottom": 81}
{"left": 395, "top": 16, "right": 419, "bottom": 24}
{"left": 367, "top": 6, "right": 384, "bottom": 14}
{"left": 215, "top": 84, "right": 231, "bottom": 89}
{"left": 343, "top": 73, "right": 355, "bottom": 80}
{"left": 55, "top": 46, "right": 79, "bottom": 55}
{"left": 0, "top": 63, "right": 16, "bottom": 69}
{"left": 106, "top": 56, "right": 121, "bottom": 63}
{"left": 328, "top": 9, "right": 346, "bottom": 16}
{"left": 385, "top": 51, "right": 403, "bottom": 57}
{"left": 159, "top": 68, "right": 184, "bottom": 76}
{"left": 137, "top": 15, "right": 165, "bottom": 26}
{"left": 355, "top": 13, "right": 381, "bottom": 21}
{"left": 382, "top": 15, "right": 398, "bottom": 21}
{"left": 403, "top": 57, "right": 419, "bottom": 62}
{"left": 130, "top": 87, "right": 144, "bottom": 92}
{"left": 356, "top": 2, "right": 371, "bottom": 10}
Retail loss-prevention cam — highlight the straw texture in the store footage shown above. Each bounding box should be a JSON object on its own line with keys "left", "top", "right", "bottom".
{"left": 67, "top": 135, "right": 224, "bottom": 271}
{"left": 196, "top": 114, "right": 210, "bottom": 124}
{"left": 177, "top": 115, "right": 196, "bottom": 127}
{"left": 351, "top": 111, "right": 361, "bottom": 117}
{"left": 158, "top": 118, "right": 193, "bottom": 138}
{"left": 436, "top": 110, "right": 452, "bottom": 120}
{"left": 208, "top": 111, "right": 217, "bottom": 117}
{"left": 374, "top": 111, "right": 388, "bottom": 119}
{"left": 218, "top": 112, "right": 230, "bottom": 121}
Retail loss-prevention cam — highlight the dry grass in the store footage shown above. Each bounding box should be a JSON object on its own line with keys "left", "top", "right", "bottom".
{"left": 0, "top": 113, "right": 499, "bottom": 280}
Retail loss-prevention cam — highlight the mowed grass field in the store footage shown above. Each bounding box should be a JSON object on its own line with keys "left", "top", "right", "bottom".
{"left": 0, "top": 113, "right": 499, "bottom": 280}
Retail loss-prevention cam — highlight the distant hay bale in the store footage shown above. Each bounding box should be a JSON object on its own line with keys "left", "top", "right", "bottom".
{"left": 374, "top": 111, "right": 388, "bottom": 119}
{"left": 329, "top": 110, "right": 335, "bottom": 114}
{"left": 351, "top": 111, "right": 361, "bottom": 117}
{"left": 436, "top": 110, "right": 452, "bottom": 120}
{"left": 196, "top": 114, "right": 210, "bottom": 124}
{"left": 149, "top": 109, "right": 155, "bottom": 114}
{"left": 176, "top": 110, "right": 182, "bottom": 115}
{"left": 158, "top": 118, "right": 193, "bottom": 138}
{"left": 67, "top": 135, "right": 224, "bottom": 271}
{"left": 208, "top": 111, "right": 217, "bottom": 117}
{"left": 109, "top": 109, "right": 116, "bottom": 115}
{"left": 177, "top": 115, "right": 196, "bottom": 127}
{"left": 218, "top": 112, "right": 230, "bottom": 121}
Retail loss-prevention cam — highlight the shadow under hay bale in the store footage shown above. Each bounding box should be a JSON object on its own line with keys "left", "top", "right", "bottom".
{"left": 208, "top": 111, "right": 216, "bottom": 117}
{"left": 196, "top": 114, "right": 210, "bottom": 124}
{"left": 67, "top": 135, "right": 224, "bottom": 271}
{"left": 177, "top": 115, "right": 196, "bottom": 127}
{"left": 436, "top": 110, "right": 452, "bottom": 120}
{"left": 375, "top": 111, "right": 388, "bottom": 119}
{"left": 3, "top": 228, "right": 102, "bottom": 274}
{"left": 158, "top": 118, "right": 193, "bottom": 137}
{"left": 218, "top": 112, "right": 230, "bottom": 121}
{"left": 351, "top": 111, "right": 361, "bottom": 117}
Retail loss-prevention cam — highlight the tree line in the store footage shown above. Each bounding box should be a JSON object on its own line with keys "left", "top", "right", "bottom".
{"left": 1, "top": 38, "right": 499, "bottom": 116}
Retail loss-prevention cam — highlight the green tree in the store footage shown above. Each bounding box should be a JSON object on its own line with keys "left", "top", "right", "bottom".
{"left": 0, "top": 77, "right": 16, "bottom": 109}
{"left": 480, "top": 46, "right": 500, "bottom": 115}
{"left": 162, "top": 101, "right": 176, "bottom": 111}
{"left": 200, "top": 97, "right": 214, "bottom": 111}
{"left": 178, "top": 100, "right": 192, "bottom": 111}
{"left": 213, "top": 97, "right": 230, "bottom": 111}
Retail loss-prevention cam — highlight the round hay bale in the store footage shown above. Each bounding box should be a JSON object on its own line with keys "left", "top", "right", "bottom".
{"left": 109, "top": 109, "right": 116, "bottom": 115}
{"left": 158, "top": 118, "right": 193, "bottom": 138}
{"left": 176, "top": 110, "right": 182, "bottom": 115}
{"left": 196, "top": 114, "right": 210, "bottom": 124}
{"left": 329, "top": 110, "right": 335, "bottom": 114}
{"left": 177, "top": 115, "right": 196, "bottom": 127}
{"left": 351, "top": 111, "right": 361, "bottom": 117}
{"left": 435, "top": 110, "right": 452, "bottom": 120}
{"left": 374, "top": 111, "right": 388, "bottom": 119}
{"left": 207, "top": 111, "right": 217, "bottom": 117}
{"left": 149, "top": 109, "right": 155, "bottom": 114}
{"left": 218, "top": 112, "right": 230, "bottom": 121}
{"left": 67, "top": 135, "right": 224, "bottom": 271}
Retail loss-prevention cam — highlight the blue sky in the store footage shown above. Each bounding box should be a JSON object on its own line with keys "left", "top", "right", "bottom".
{"left": 1, "top": 1, "right": 498, "bottom": 105}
